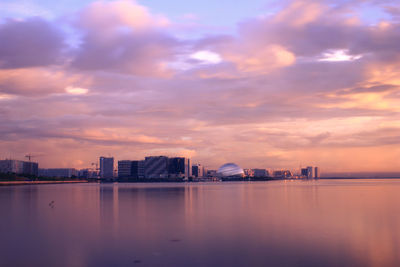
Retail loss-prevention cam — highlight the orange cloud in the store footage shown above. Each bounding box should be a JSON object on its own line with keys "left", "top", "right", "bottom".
{"left": 0, "top": 68, "right": 91, "bottom": 96}
{"left": 78, "top": 0, "right": 169, "bottom": 31}
{"left": 221, "top": 44, "right": 295, "bottom": 73}
{"left": 274, "top": 0, "right": 325, "bottom": 27}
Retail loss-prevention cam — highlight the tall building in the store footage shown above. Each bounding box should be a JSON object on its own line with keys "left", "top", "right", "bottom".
{"left": 0, "top": 159, "right": 38, "bottom": 176}
{"left": 130, "top": 161, "right": 140, "bottom": 179}
{"left": 145, "top": 156, "right": 168, "bottom": 179}
{"left": 185, "top": 158, "right": 191, "bottom": 179}
{"left": 314, "top": 167, "right": 319, "bottom": 178}
{"left": 138, "top": 160, "right": 145, "bottom": 178}
{"left": 100, "top": 157, "right": 114, "bottom": 179}
{"left": 301, "top": 167, "right": 313, "bottom": 179}
{"left": 192, "top": 164, "right": 204, "bottom": 178}
{"left": 168, "top": 157, "right": 186, "bottom": 178}
{"left": 307, "top": 166, "right": 313, "bottom": 179}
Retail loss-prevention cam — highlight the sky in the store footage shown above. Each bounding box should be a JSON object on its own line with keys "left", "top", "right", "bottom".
{"left": 1, "top": 0, "right": 400, "bottom": 172}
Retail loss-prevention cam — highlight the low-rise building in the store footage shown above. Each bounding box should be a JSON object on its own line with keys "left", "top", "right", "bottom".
{"left": 0, "top": 159, "right": 38, "bottom": 176}
{"left": 253, "top": 169, "right": 269, "bottom": 177}
{"left": 243, "top": 169, "right": 254, "bottom": 177}
{"left": 39, "top": 168, "right": 77, "bottom": 178}
{"left": 273, "top": 170, "right": 292, "bottom": 179}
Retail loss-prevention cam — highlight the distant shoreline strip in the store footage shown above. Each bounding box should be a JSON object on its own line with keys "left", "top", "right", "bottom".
{"left": 0, "top": 180, "right": 89, "bottom": 186}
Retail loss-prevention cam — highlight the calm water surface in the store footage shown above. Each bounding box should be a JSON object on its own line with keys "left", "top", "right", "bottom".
{"left": 1, "top": 179, "right": 400, "bottom": 267}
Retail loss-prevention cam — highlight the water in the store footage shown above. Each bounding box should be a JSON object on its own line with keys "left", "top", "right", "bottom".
{"left": 1, "top": 179, "right": 400, "bottom": 267}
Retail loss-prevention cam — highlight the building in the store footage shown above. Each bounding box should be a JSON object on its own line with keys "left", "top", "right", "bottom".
{"left": 78, "top": 169, "right": 98, "bottom": 179}
{"left": 314, "top": 167, "right": 319, "bottom": 178}
{"left": 0, "top": 159, "right": 38, "bottom": 176}
{"left": 23, "top": 162, "right": 39, "bottom": 176}
{"left": 185, "top": 158, "right": 191, "bottom": 179}
{"left": 243, "top": 169, "right": 254, "bottom": 177}
{"left": 168, "top": 157, "right": 186, "bottom": 178}
{"left": 39, "top": 168, "right": 77, "bottom": 178}
{"left": 118, "top": 160, "right": 132, "bottom": 179}
{"left": 217, "top": 163, "right": 244, "bottom": 178}
{"left": 100, "top": 157, "right": 114, "bottom": 179}
{"left": 253, "top": 169, "right": 269, "bottom": 178}
{"left": 192, "top": 164, "right": 204, "bottom": 178}
{"left": 145, "top": 156, "right": 168, "bottom": 179}
{"left": 0, "top": 160, "right": 23, "bottom": 174}
{"left": 206, "top": 170, "right": 217, "bottom": 177}
{"left": 138, "top": 160, "right": 145, "bottom": 178}
{"left": 192, "top": 165, "right": 199, "bottom": 177}
{"left": 185, "top": 159, "right": 192, "bottom": 179}
{"left": 118, "top": 160, "right": 142, "bottom": 179}
{"left": 301, "top": 166, "right": 313, "bottom": 179}
{"left": 273, "top": 170, "right": 292, "bottom": 179}
{"left": 130, "top": 161, "right": 140, "bottom": 179}
{"left": 116, "top": 156, "right": 192, "bottom": 179}
{"left": 307, "top": 166, "right": 313, "bottom": 178}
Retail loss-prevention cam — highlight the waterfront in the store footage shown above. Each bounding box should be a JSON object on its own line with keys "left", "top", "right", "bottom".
{"left": 1, "top": 180, "right": 400, "bottom": 266}
{"left": 0, "top": 180, "right": 88, "bottom": 186}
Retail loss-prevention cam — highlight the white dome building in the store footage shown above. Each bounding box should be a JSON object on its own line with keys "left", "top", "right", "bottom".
{"left": 217, "top": 163, "right": 244, "bottom": 178}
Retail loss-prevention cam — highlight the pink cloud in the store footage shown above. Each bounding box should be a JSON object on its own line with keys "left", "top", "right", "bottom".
{"left": 1, "top": 0, "right": 400, "bottom": 172}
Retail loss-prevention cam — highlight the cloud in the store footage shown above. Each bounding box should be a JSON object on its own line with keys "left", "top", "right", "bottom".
{"left": 0, "top": 1, "right": 54, "bottom": 19}
{"left": 70, "top": 0, "right": 178, "bottom": 77}
{"left": 190, "top": 50, "right": 222, "bottom": 65}
{"left": 219, "top": 44, "right": 295, "bottom": 74}
{"left": 77, "top": 0, "right": 169, "bottom": 31}
{"left": 1, "top": 0, "right": 400, "bottom": 172}
{"left": 318, "top": 49, "right": 362, "bottom": 62}
{"left": 65, "top": 86, "right": 89, "bottom": 95}
{"left": 0, "top": 68, "right": 91, "bottom": 96}
{"left": 0, "top": 18, "right": 65, "bottom": 68}
{"left": 274, "top": 0, "right": 326, "bottom": 27}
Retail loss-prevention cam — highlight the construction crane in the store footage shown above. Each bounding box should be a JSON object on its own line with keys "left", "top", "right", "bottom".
{"left": 25, "top": 154, "right": 36, "bottom": 162}
{"left": 25, "top": 154, "right": 43, "bottom": 162}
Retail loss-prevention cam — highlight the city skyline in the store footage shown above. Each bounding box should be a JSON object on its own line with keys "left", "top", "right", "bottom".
{"left": 1, "top": 0, "right": 400, "bottom": 172}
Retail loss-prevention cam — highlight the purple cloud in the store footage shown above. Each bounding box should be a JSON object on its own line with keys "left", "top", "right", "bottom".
{"left": 0, "top": 18, "right": 65, "bottom": 68}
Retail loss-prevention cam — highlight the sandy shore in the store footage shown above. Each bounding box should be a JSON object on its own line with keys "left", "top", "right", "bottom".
{"left": 0, "top": 180, "right": 89, "bottom": 186}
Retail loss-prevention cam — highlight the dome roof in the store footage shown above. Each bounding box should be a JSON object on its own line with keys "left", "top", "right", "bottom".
{"left": 217, "top": 163, "right": 244, "bottom": 177}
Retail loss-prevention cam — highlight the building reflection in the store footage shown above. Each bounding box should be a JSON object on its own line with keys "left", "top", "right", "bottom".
{"left": 99, "top": 184, "right": 188, "bottom": 240}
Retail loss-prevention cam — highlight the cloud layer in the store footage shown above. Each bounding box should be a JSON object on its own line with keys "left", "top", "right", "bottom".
{"left": 1, "top": 0, "right": 400, "bottom": 172}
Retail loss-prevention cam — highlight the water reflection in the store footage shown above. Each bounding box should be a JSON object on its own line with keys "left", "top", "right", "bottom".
{"left": 0, "top": 180, "right": 400, "bottom": 266}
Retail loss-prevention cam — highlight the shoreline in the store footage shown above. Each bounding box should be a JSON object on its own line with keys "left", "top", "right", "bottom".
{"left": 0, "top": 180, "right": 89, "bottom": 186}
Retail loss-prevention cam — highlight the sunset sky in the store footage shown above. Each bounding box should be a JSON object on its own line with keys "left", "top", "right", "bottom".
{"left": 1, "top": 0, "right": 400, "bottom": 172}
